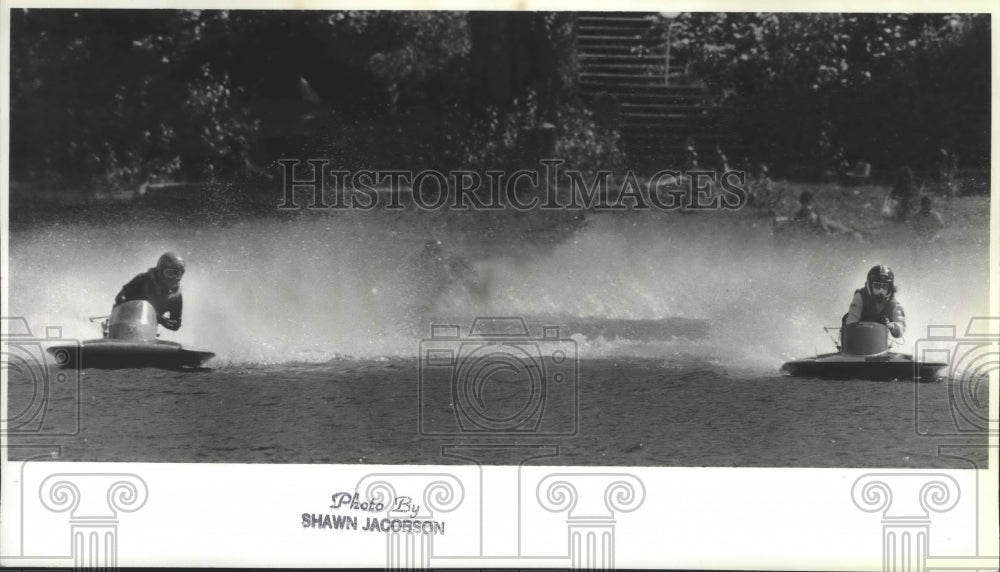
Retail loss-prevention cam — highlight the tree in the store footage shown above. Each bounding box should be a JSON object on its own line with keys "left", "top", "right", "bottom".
{"left": 668, "top": 13, "right": 990, "bottom": 170}
{"left": 468, "top": 12, "right": 578, "bottom": 118}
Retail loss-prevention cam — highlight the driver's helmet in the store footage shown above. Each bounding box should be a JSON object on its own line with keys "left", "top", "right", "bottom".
{"left": 156, "top": 251, "right": 185, "bottom": 286}
{"left": 866, "top": 264, "right": 894, "bottom": 301}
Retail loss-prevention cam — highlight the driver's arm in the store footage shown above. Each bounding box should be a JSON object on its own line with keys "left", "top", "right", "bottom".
{"left": 845, "top": 291, "right": 863, "bottom": 325}
{"left": 888, "top": 302, "right": 906, "bottom": 337}
{"left": 159, "top": 296, "right": 183, "bottom": 331}
{"left": 114, "top": 273, "right": 144, "bottom": 306}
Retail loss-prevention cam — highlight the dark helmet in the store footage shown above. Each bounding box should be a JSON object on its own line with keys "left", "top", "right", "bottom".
{"left": 156, "top": 251, "right": 185, "bottom": 285}
{"left": 866, "top": 265, "right": 894, "bottom": 301}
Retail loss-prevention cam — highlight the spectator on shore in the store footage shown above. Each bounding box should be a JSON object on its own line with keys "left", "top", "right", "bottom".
{"left": 745, "top": 161, "right": 777, "bottom": 209}
{"left": 793, "top": 191, "right": 821, "bottom": 229}
{"left": 787, "top": 191, "right": 863, "bottom": 241}
{"left": 816, "top": 123, "right": 848, "bottom": 181}
{"left": 913, "top": 196, "right": 945, "bottom": 242}
{"left": 886, "top": 166, "right": 916, "bottom": 222}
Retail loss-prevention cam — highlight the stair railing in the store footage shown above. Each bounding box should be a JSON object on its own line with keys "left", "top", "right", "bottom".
{"left": 661, "top": 14, "right": 682, "bottom": 85}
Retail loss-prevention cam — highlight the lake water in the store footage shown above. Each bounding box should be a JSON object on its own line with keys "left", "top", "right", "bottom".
{"left": 6, "top": 205, "right": 991, "bottom": 467}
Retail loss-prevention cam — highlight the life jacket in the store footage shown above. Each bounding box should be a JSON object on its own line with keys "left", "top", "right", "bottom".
{"left": 854, "top": 287, "right": 896, "bottom": 322}
{"left": 119, "top": 268, "right": 182, "bottom": 316}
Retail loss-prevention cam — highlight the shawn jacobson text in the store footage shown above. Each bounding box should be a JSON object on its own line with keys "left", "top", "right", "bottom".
{"left": 302, "top": 513, "right": 446, "bottom": 535}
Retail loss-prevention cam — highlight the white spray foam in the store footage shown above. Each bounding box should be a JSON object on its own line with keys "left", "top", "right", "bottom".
{"left": 8, "top": 209, "right": 989, "bottom": 370}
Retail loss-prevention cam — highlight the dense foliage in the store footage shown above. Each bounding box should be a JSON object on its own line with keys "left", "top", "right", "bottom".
{"left": 10, "top": 11, "right": 990, "bottom": 193}
{"left": 667, "top": 13, "right": 990, "bottom": 170}
{"left": 11, "top": 9, "right": 622, "bottom": 192}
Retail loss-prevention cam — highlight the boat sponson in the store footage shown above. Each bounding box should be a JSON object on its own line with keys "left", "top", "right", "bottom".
{"left": 781, "top": 352, "right": 947, "bottom": 381}
{"left": 47, "top": 339, "right": 215, "bottom": 370}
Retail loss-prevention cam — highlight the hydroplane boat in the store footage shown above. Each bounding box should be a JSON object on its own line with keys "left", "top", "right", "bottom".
{"left": 781, "top": 322, "right": 946, "bottom": 382}
{"left": 47, "top": 300, "right": 215, "bottom": 370}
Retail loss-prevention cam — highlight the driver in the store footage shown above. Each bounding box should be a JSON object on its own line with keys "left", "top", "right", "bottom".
{"left": 844, "top": 265, "right": 905, "bottom": 338}
{"left": 114, "top": 251, "right": 185, "bottom": 331}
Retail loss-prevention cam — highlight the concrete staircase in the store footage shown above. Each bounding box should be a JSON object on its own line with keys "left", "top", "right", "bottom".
{"left": 578, "top": 12, "right": 740, "bottom": 170}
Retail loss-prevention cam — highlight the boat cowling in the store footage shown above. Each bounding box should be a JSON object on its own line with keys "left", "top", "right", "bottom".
{"left": 108, "top": 300, "right": 158, "bottom": 342}
{"left": 842, "top": 322, "right": 889, "bottom": 356}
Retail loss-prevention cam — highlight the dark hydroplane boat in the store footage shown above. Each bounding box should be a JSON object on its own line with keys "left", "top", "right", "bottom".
{"left": 781, "top": 322, "right": 946, "bottom": 382}
{"left": 47, "top": 300, "right": 215, "bottom": 370}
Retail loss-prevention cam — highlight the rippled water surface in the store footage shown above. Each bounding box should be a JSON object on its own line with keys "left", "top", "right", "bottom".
{"left": 6, "top": 357, "right": 988, "bottom": 467}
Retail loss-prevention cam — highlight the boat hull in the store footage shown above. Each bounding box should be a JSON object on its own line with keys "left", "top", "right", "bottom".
{"left": 48, "top": 339, "right": 215, "bottom": 370}
{"left": 781, "top": 352, "right": 946, "bottom": 382}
